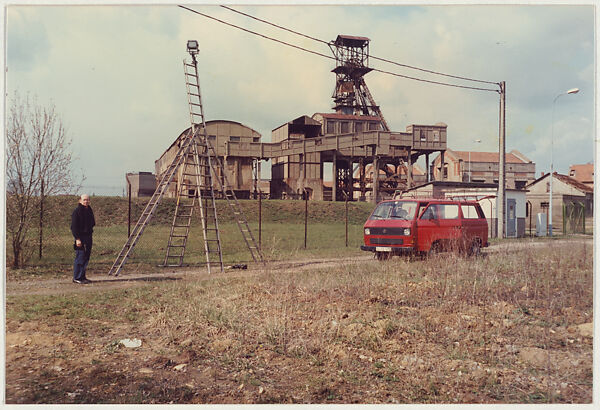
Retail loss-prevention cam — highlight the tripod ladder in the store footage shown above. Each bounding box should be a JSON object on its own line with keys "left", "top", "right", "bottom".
{"left": 182, "top": 57, "right": 263, "bottom": 266}
{"left": 107, "top": 130, "right": 195, "bottom": 276}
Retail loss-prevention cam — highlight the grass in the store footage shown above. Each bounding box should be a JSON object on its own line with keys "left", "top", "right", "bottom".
{"left": 8, "top": 196, "right": 374, "bottom": 277}
{"left": 5, "top": 240, "right": 593, "bottom": 404}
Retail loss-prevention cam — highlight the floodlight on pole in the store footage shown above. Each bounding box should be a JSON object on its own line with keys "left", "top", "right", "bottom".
{"left": 187, "top": 40, "right": 199, "bottom": 62}
{"left": 549, "top": 87, "right": 580, "bottom": 237}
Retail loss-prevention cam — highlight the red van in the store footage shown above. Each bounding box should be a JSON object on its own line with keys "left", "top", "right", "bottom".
{"left": 361, "top": 198, "right": 488, "bottom": 260}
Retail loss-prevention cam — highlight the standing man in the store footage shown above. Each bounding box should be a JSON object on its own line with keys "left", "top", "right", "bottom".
{"left": 71, "top": 194, "right": 95, "bottom": 284}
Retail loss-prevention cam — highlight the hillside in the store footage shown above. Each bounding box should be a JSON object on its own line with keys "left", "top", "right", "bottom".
{"left": 40, "top": 195, "right": 376, "bottom": 227}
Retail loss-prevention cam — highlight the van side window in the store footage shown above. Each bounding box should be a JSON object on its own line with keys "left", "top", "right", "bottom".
{"left": 420, "top": 205, "right": 438, "bottom": 220}
{"left": 461, "top": 204, "right": 481, "bottom": 219}
{"left": 438, "top": 204, "right": 459, "bottom": 219}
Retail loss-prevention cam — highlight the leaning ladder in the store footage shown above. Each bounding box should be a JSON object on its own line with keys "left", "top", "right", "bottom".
{"left": 107, "top": 130, "right": 195, "bottom": 276}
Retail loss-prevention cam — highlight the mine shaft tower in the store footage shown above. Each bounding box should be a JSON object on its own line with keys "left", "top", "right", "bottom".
{"left": 329, "top": 35, "right": 389, "bottom": 131}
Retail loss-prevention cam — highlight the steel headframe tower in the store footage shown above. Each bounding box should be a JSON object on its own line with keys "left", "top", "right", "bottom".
{"left": 329, "top": 35, "right": 389, "bottom": 131}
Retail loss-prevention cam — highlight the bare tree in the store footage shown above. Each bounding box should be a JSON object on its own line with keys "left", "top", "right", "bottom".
{"left": 6, "top": 91, "right": 81, "bottom": 268}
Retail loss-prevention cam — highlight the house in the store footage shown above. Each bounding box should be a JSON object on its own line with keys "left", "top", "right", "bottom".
{"left": 526, "top": 172, "right": 593, "bottom": 234}
{"left": 568, "top": 163, "right": 594, "bottom": 188}
{"left": 399, "top": 181, "right": 527, "bottom": 238}
{"left": 432, "top": 149, "right": 535, "bottom": 190}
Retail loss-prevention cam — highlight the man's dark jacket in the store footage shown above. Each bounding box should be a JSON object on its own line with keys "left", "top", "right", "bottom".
{"left": 71, "top": 204, "right": 95, "bottom": 241}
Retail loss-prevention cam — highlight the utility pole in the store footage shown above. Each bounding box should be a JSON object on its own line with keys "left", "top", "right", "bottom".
{"left": 498, "top": 81, "right": 506, "bottom": 239}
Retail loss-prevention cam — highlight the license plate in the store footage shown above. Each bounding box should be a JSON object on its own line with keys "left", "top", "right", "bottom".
{"left": 375, "top": 247, "right": 392, "bottom": 252}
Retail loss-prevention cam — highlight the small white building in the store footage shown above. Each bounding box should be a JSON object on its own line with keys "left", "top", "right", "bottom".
{"left": 399, "top": 181, "right": 528, "bottom": 238}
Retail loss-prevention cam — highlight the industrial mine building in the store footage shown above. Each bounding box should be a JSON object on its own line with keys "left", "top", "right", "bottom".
{"left": 155, "top": 120, "right": 262, "bottom": 199}
{"left": 155, "top": 34, "right": 448, "bottom": 203}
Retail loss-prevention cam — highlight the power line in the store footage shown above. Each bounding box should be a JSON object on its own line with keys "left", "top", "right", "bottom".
{"left": 220, "top": 4, "right": 499, "bottom": 87}
{"left": 179, "top": 5, "right": 499, "bottom": 93}
{"left": 178, "top": 5, "right": 335, "bottom": 62}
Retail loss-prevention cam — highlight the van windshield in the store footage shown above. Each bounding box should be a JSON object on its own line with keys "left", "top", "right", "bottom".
{"left": 369, "top": 201, "right": 418, "bottom": 220}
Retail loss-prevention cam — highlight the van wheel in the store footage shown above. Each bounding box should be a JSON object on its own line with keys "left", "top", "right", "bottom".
{"left": 375, "top": 252, "right": 391, "bottom": 261}
{"left": 468, "top": 240, "right": 481, "bottom": 257}
{"left": 428, "top": 241, "right": 441, "bottom": 257}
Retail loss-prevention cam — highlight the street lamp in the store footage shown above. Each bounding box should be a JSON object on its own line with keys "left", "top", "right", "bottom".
{"left": 549, "top": 88, "right": 579, "bottom": 236}
{"left": 468, "top": 139, "right": 482, "bottom": 182}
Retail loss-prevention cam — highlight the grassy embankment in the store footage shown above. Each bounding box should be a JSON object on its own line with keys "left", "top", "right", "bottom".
{"left": 8, "top": 195, "right": 376, "bottom": 277}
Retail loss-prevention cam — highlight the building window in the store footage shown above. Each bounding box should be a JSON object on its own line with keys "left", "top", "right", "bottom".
{"left": 230, "top": 136, "right": 241, "bottom": 142}
{"left": 253, "top": 137, "right": 260, "bottom": 143}
{"left": 326, "top": 121, "right": 336, "bottom": 134}
{"left": 355, "top": 122, "right": 363, "bottom": 132}
{"left": 420, "top": 130, "right": 427, "bottom": 141}
{"left": 546, "top": 182, "right": 550, "bottom": 193}
{"left": 340, "top": 121, "right": 349, "bottom": 133}
{"left": 515, "top": 180, "right": 526, "bottom": 190}
{"left": 368, "top": 122, "right": 379, "bottom": 131}
{"left": 569, "top": 170, "right": 576, "bottom": 177}
{"left": 433, "top": 130, "right": 440, "bottom": 141}
{"left": 208, "top": 135, "right": 216, "bottom": 140}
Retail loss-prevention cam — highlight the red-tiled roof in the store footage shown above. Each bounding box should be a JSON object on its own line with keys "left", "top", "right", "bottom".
{"left": 314, "top": 113, "right": 382, "bottom": 121}
{"left": 569, "top": 163, "right": 594, "bottom": 183}
{"left": 554, "top": 172, "right": 593, "bottom": 193}
{"left": 450, "top": 150, "right": 529, "bottom": 164}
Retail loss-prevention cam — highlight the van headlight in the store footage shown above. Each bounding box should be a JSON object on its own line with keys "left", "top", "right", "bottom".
{"left": 364, "top": 228, "right": 370, "bottom": 235}
{"left": 404, "top": 228, "right": 410, "bottom": 236}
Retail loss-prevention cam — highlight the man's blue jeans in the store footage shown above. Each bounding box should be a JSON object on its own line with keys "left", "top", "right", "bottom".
{"left": 73, "top": 249, "right": 89, "bottom": 281}
{"left": 73, "top": 235, "right": 92, "bottom": 281}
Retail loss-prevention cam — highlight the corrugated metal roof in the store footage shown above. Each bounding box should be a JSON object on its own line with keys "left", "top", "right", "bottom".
{"left": 315, "top": 112, "right": 381, "bottom": 121}
{"left": 338, "top": 34, "right": 370, "bottom": 41}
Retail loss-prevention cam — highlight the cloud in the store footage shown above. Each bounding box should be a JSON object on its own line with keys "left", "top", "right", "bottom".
{"left": 5, "top": 4, "right": 594, "bottom": 194}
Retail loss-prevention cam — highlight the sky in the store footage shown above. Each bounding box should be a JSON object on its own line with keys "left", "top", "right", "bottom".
{"left": 4, "top": 2, "right": 596, "bottom": 196}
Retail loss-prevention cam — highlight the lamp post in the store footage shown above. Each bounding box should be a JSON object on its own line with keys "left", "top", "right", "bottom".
{"left": 549, "top": 87, "right": 579, "bottom": 236}
{"left": 468, "top": 139, "right": 482, "bottom": 182}
{"left": 498, "top": 81, "right": 506, "bottom": 239}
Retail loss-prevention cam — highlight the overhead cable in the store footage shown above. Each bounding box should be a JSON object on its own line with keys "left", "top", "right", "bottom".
{"left": 179, "top": 5, "right": 499, "bottom": 93}
{"left": 220, "top": 5, "right": 499, "bottom": 87}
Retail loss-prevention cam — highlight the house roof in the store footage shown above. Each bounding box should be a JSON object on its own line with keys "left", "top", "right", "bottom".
{"left": 526, "top": 172, "right": 593, "bottom": 193}
{"left": 569, "top": 163, "right": 594, "bottom": 183}
{"left": 314, "top": 113, "right": 382, "bottom": 121}
{"left": 446, "top": 149, "right": 532, "bottom": 164}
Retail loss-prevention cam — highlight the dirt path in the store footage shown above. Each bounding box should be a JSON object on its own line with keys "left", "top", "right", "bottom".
{"left": 6, "top": 237, "right": 591, "bottom": 297}
{"left": 5, "top": 256, "right": 374, "bottom": 297}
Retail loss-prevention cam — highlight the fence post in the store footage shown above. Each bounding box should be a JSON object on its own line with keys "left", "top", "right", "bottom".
{"left": 562, "top": 202, "right": 566, "bottom": 236}
{"left": 258, "top": 192, "right": 262, "bottom": 249}
{"left": 345, "top": 192, "right": 349, "bottom": 247}
{"left": 304, "top": 189, "right": 308, "bottom": 249}
{"left": 128, "top": 179, "right": 132, "bottom": 238}
{"left": 582, "top": 202, "right": 586, "bottom": 234}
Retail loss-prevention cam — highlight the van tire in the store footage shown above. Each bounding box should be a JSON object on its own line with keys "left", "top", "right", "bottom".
{"left": 467, "top": 239, "right": 481, "bottom": 257}
{"left": 428, "top": 241, "right": 441, "bottom": 257}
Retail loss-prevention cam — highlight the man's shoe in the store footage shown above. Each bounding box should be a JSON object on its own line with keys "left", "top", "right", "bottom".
{"left": 82, "top": 279, "right": 92, "bottom": 284}
{"left": 72, "top": 279, "right": 84, "bottom": 284}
